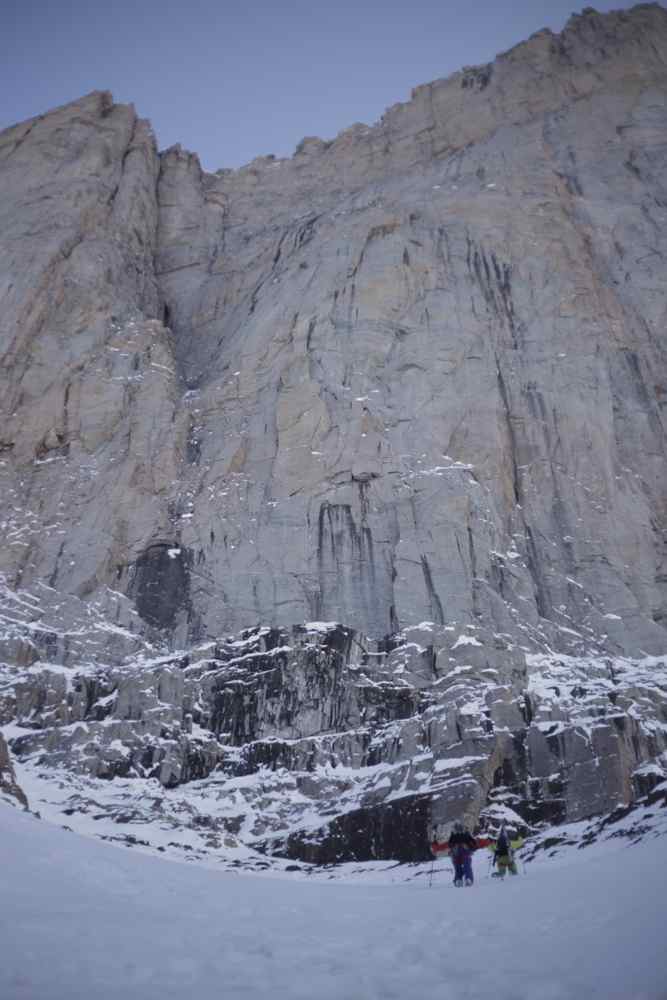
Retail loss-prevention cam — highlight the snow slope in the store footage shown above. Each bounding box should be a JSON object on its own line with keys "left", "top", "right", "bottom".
{"left": 1, "top": 805, "right": 665, "bottom": 1000}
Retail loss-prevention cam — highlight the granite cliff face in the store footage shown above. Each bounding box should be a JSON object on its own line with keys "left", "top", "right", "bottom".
{"left": 1, "top": 4, "right": 667, "bottom": 864}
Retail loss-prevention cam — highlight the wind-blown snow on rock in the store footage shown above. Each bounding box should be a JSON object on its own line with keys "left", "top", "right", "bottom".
{"left": 1, "top": 584, "right": 665, "bottom": 863}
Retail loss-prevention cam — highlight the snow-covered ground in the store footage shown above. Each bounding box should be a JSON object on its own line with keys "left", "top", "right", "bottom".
{"left": 1, "top": 804, "right": 665, "bottom": 1000}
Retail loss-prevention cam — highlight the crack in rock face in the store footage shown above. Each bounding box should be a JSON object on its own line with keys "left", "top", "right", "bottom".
{"left": 1, "top": 4, "right": 667, "bottom": 865}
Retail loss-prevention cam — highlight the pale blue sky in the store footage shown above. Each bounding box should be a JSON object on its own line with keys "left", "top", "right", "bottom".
{"left": 2, "top": 1, "right": 652, "bottom": 170}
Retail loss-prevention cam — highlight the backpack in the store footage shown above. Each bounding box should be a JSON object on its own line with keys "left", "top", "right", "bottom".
{"left": 496, "top": 832, "right": 509, "bottom": 856}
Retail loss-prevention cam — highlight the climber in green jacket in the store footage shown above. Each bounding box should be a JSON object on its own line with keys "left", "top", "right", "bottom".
{"left": 492, "top": 825, "right": 523, "bottom": 877}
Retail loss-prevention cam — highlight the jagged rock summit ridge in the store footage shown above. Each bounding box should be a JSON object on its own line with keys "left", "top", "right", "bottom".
{"left": 1, "top": 4, "right": 666, "bottom": 864}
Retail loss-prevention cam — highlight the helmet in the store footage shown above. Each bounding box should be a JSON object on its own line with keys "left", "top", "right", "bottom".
{"left": 453, "top": 820, "right": 464, "bottom": 833}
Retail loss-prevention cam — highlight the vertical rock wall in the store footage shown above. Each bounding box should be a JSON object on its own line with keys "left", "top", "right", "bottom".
{"left": 1, "top": 6, "right": 667, "bottom": 861}
{"left": 1, "top": 6, "right": 667, "bottom": 655}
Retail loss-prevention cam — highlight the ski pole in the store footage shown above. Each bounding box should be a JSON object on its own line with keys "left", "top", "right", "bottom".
{"left": 429, "top": 856, "right": 435, "bottom": 888}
